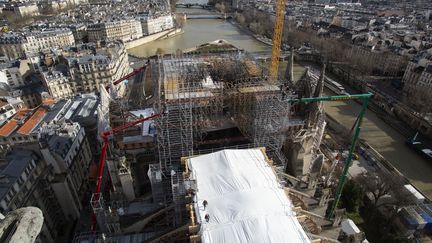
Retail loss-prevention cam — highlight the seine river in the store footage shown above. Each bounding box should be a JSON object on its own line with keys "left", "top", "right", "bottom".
{"left": 127, "top": 8, "right": 270, "bottom": 57}
{"left": 128, "top": 8, "right": 432, "bottom": 200}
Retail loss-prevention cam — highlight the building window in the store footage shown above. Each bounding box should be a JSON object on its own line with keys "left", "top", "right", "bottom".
{"left": 7, "top": 190, "right": 13, "bottom": 199}
{"left": 18, "top": 177, "right": 24, "bottom": 186}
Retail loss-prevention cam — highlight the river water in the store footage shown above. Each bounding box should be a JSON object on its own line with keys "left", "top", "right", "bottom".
{"left": 128, "top": 8, "right": 432, "bottom": 199}
{"left": 127, "top": 8, "right": 270, "bottom": 57}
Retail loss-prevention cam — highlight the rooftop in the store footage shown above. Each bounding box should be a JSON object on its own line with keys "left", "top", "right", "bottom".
{"left": 186, "top": 148, "right": 310, "bottom": 243}
{"left": 0, "top": 150, "right": 37, "bottom": 201}
{"left": 39, "top": 121, "right": 81, "bottom": 159}
{"left": 0, "top": 94, "right": 98, "bottom": 139}
{"left": 0, "top": 109, "right": 30, "bottom": 137}
{"left": 16, "top": 107, "right": 47, "bottom": 136}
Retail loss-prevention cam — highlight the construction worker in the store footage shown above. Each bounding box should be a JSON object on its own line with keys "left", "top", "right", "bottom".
{"left": 205, "top": 214, "right": 210, "bottom": 223}
{"left": 203, "top": 200, "right": 208, "bottom": 209}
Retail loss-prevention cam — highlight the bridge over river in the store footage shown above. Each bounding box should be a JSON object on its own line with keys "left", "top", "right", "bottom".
{"left": 176, "top": 0, "right": 209, "bottom": 8}
{"left": 182, "top": 12, "right": 227, "bottom": 19}
{"left": 177, "top": 0, "right": 208, "bottom": 4}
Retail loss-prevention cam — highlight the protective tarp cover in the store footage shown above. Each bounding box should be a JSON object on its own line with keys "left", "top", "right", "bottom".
{"left": 188, "top": 148, "right": 310, "bottom": 243}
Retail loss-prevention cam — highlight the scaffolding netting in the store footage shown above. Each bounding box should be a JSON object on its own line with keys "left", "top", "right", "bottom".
{"left": 187, "top": 148, "right": 310, "bottom": 243}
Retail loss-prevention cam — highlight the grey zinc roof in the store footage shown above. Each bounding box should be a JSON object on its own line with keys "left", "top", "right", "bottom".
{"left": 39, "top": 94, "right": 99, "bottom": 125}
{"left": 78, "top": 54, "right": 110, "bottom": 65}
{"left": 65, "top": 95, "right": 99, "bottom": 121}
{"left": 0, "top": 150, "right": 36, "bottom": 201}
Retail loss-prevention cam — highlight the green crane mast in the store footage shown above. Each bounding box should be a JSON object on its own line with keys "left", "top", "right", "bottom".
{"left": 287, "top": 93, "right": 373, "bottom": 220}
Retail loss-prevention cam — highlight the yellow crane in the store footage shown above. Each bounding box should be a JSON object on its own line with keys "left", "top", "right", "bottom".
{"left": 269, "top": 0, "right": 286, "bottom": 81}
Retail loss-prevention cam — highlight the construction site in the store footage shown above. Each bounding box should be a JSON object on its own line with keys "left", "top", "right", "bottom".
{"left": 66, "top": 41, "right": 361, "bottom": 243}
{"left": 69, "top": 0, "right": 361, "bottom": 238}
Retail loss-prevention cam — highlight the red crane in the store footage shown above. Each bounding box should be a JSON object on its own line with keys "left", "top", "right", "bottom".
{"left": 104, "top": 60, "right": 150, "bottom": 90}
{"left": 91, "top": 113, "right": 161, "bottom": 231}
{"left": 95, "top": 113, "right": 161, "bottom": 194}
{"left": 91, "top": 61, "right": 160, "bottom": 231}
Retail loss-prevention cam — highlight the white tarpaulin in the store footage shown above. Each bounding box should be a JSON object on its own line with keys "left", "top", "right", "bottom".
{"left": 188, "top": 148, "right": 310, "bottom": 243}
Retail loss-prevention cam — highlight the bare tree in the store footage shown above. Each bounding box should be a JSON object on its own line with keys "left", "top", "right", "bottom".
{"left": 354, "top": 171, "right": 416, "bottom": 241}
{"left": 175, "top": 14, "right": 186, "bottom": 28}
{"left": 249, "top": 22, "right": 265, "bottom": 36}
{"left": 355, "top": 171, "right": 413, "bottom": 209}
{"left": 169, "top": 0, "right": 177, "bottom": 12}
{"left": 236, "top": 13, "right": 245, "bottom": 26}
{"left": 215, "top": 3, "right": 225, "bottom": 13}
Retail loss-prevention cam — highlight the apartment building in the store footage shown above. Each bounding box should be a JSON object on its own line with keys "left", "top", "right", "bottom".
{"left": 66, "top": 41, "right": 130, "bottom": 93}
{"left": 0, "top": 94, "right": 99, "bottom": 154}
{"left": 0, "top": 120, "right": 93, "bottom": 242}
{"left": 0, "top": 105, "right": 48, "bottom": 146}
{"left": 0, "top": 96, "right": 24, "bottom": 121}
{"left": 0, "top": 149, "right": 66, "bottom": 242}
{"left": 0, "top": 97, "right": 24, "bottom": 123}
{"left": 140, "top": 14, "right": 174, "bottom": 36}
{"left": 402, "top": 60, "right": 432, "bottom": 110}
{"left": 2, "top": 3, "right": 39, "bottom": 18}
{"left": 0, "top": 29, "right": 75, "bottom": 59}
{"left": 0, "top": 59, "right": 31, "bottom": 89}
{"left": 9, "top": 83, "right": 46, "bottom": 108}
{"left": 39, "top": 121, "right": 92, "bottom": 221}
{"left": 42, "top": 71, "right": 74, "bottom": 100}
{"left": 87, "top": 19, "right": 142, "bottom": 42}
{"left": 0, "top": 33, "right": 27, "bottom": 60}
{"left": 0, "top": 100, "right": 16, "bottom": 123}
{"left": 25, "top": 29, "right": 75, "bottom": 54}
{"left": 69, "top": 24, "right": 88, "bottom": 43}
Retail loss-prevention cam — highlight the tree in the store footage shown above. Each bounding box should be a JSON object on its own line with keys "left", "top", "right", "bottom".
{"left": 339, "top": 179, "right": 362, "bottom": 213}
{"left": 236, "top": 13, "right": 245, "bottom": 26}
{"left": 175, "top": 14, "right": 186, "bottom": 28}
{"left": 215, "top": 3, "right": 226, "bottom": 13}
{"left": 169, "top": 0, "right": 177, "bottom": 12}
{"left": 249, "top": 22, "right": 265, "bottom": 36}
{"left": 355, "top": 171, "right": 407, "bottom": 208}
{"left": 354, "top": 171, "right": 416, "bottom": 242}
{"left": 155, "top": 48, "right": 165, "bottom": 56}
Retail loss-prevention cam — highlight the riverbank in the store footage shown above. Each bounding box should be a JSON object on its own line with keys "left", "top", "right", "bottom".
{"left": 253, "top": 34, "right": 273, "bottom": 46}
{"left": 125, "top": 28, "right": 183, "bottom": 50}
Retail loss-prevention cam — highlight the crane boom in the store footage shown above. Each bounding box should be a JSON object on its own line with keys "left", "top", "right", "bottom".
{"left": 92, "top": 113, "right": 161, "bottom": 231}
{"left": 287, "top": 93, "right": 374, "bottom": 220}
{"left": 269, "top": 0, "right": 286, "bottom": 81}
{"left": 91, "top": 60, "right": 159, "bottom": 231}
{"left": 95, "top": 113, "right": 161, "bottom": 194}
{"left": 104, "top": 61, "right": 149, "bottom": 90}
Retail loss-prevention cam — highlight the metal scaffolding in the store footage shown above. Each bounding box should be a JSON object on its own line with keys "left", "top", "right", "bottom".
{"left": 155, "top": 54, "right": 294, "bottom": 169}
{"left": 152, "top": 54, "right": 302, "bottom": 216}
